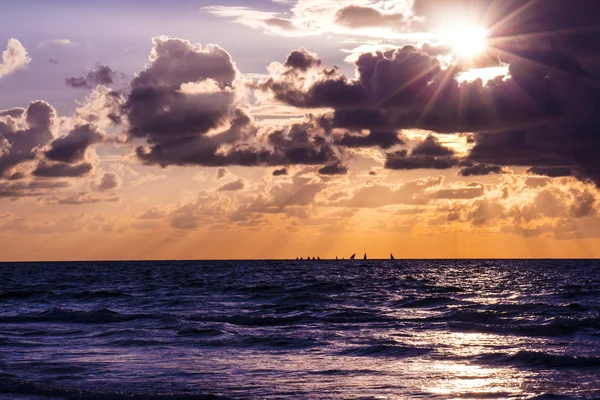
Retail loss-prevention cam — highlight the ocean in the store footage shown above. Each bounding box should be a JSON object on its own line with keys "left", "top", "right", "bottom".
{"left": 0, "top": 260, "right": 599, "bottom": 399}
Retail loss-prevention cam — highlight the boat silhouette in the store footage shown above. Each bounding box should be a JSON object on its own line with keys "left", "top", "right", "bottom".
{"left": 363, "top": 253, "right": 367, "bottom": 260}
{"left": 350, "top": 253, "right": 356, "bottom": 260}
{"left": 390, "top": 253, "right": 395, "bottom": 260}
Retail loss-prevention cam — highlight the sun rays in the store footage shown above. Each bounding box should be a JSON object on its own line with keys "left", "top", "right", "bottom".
{"left": 443, "top": 26, "right": 489, "bottom": 59}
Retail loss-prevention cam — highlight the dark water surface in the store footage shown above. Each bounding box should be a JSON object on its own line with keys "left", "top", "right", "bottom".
{"left": 1, "top": 260, "right": 599, "bottom": 399}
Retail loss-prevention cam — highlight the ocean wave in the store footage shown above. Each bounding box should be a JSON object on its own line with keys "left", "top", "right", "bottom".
{"left": 237, "top": 335, "right": 322, "bottom": 349}
{"left": 400, "top": 296, "right": 457, "bottom": 308}
{"left": 0, "top": 290, "right": 54, "bottom": 300}
{"left": 314, "top": 309, "right": 395, "bottom": 323}
{"left": 0, "top": 378, "right": 229, "bottom": 400}
{"left": 338, "top": 343, "right": 431, "bottom": 358}
{"left": 186, "top": 312, "right": 306, "bottom": 326}
{"left": 176, "top": 327, "right": 226, "bottom": 337}
{"left": 71, "top": 290, "right": 132, "bottom": 299}
{"left": 0, "top": 308, "right": 162, "bottom": 324}
{"left": 477, "top": 350, "right": 600, "bottom": 369}
{"left": 449, "top": 316, "right": 600, "bottom": 337}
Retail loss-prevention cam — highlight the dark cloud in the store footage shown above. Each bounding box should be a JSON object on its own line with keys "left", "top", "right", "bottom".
{"left": 33, "top": 162, "right": 93, "bottom": 178}
{"left": 218, "top": 179, "right": 245, "bottom": 192}
{"left": 385, "top": 136, "right": 458, "bottom": 171}
{"left": 0, "top": 101, "right": 56, "bottom": 178}
{"left": 257, "top": 8, "right": 600, "bottom": 182}
{"left": 66, "top": 64, "right": 116, "bottom": 89}
{"left": 272, "top": 168, "right": 288, "bottom": 176}
{"left": 318, "top": 163, "right": 348, "bottom": 175}
{"left": 0, "top": 180, "right": 70, "bottom": 198}
{"left": 123, "top": 37, "right": 283, "bottom": 169}
{"left": 527, "top": 166, "right": 573, "bottom": 178}
{"left": 459, "top": 163, "right": 506, "bottom": 176}
{"left": 412, "top": 135, "right": 454, "bottom": 157}
{"left": 336, "top": 130, "right": 404, "bottom": 149}
{"left": 284, "top": 48, "right": 321, "bottom": 72}
{"left": 96, "top": 173, "right": 120, "bottom": 192}
{"left": 46, "top": 192, "right": 120, "bottom": 205}
{"left": 335, "top": 5, "right": 404, "bottom": 29}
{"left": 0, "top": 108, "right": 25, "bottom": 118}
{"left": 44, "top": 124, "right": 103, "bottom": 164}
{"left": 216, "top": 168, "right": 228, "bottom": 180}
{"left": 385, "top": 150, "right": 459, "bottom": 170}
{"left": 264, "top": 46, "right": 569, "bottom": 134}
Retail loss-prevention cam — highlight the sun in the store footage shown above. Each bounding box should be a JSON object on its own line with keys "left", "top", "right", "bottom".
{"left": 442, "top": 26, "right": 488, "bottom": 59}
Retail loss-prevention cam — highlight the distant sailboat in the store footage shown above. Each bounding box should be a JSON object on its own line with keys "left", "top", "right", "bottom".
{"left": 336, "top": 256, "right": 338, "bottom": 260}
{"left": 317, "top": 257, "right": 320, "bottom": 260}
{"left": 300, "top": 257, "right": 303, "bottom": 260}
{"left": 390, "top": 253, "right": 395, "bottom": 260}
{"left": 363, "top": 253, "right": 367, "bottom": 260}
{"left": 350, "top": 253, "right": 356, "bottom": 260}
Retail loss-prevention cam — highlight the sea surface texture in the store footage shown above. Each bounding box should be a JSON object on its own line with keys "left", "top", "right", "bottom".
{"left": 0, "top": 260, "right": 599, "bottom": 399}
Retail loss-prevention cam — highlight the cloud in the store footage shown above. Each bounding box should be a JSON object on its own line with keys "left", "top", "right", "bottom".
{"left": 459, "top": 163, "right": 506, "bottom": 177}
{"left": 139, "top": 207, "right": 166, "bottom": 220}
{"left": 39, "top": 39, "right": 78, "bottom": 47}
{"left": 215, "top": 168, "right": 229, "bottom": 180}
{"left": 218, "top": 178, "right": 246, "bottom": 192}
{"left": 205, "top": 1, "right": 413, "bottom": 39}
{"left": 527, "top": 166, "right": 573, "bottom": 178}
{"left": 328, "top": 176, "right": 443, "bottom": 208}
{"left": 318, "top": 163, "right": 348, "bottom": 175}
{"left": 335, "top": 5, "right": 404, "bottom": 28}
{"left": 255, "top": 22, "right": 600, "bottom": 182}
{"left": 95, "top": 173, "right": 121, "bottom": 192}
{"left": 336, "top": 130, "right": 404, "bottom": 149}
{"left": 272, "top": 168, "right": 288, "bottom": 176}
{"left": 432, "top": 175, "right": 600, "bottom": 238}
{"left": 0, "top": 101, "right": 56, "bottom": 177}
{"left": 66, "top": 64, "right": 117, "bottom": 89}
{"left": 44, "top": 124, "right": 103, "bottom": 164}
{"left": 32, "top": 162, "right": 93, "bottom": 178}
{"left": 0, "top": 180, "right": 71, "bottom": 198}
{"left": 131, "top": 173, "right": 168, "bottom": 187}
{"left": 0, "top": 39, "right": 31, "bottom": 79}
{"left": 429, "top": 183, "right": 485, "bottom": 199}
{"left": 44, "top": 192, "right": 120, "bottom": 205}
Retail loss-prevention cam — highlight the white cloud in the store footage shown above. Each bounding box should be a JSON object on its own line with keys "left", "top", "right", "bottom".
{"left": 38, "top": 39, "right": 78, "bottom": 47}
{"left": 0, "top": 39, "right": 31, "bottom": 79}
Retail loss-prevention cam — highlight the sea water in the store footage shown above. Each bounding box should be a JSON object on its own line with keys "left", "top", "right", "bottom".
{"left": 0, "top": 260, "right": 599, "bottom": 399}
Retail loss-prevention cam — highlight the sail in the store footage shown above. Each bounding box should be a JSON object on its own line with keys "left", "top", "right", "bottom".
{"left": 390, "top": 253, "right": 395, "bottom": 260}
{"left": 363, "top": 253, "right": 367, "bottom": 260}
{"left": 350, "top": 253, "right": 356, "bottom": 260}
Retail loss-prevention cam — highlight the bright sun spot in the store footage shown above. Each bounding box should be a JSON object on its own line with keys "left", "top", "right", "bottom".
{"left": 443, "top": 26, "right": 488, "bottom": 58}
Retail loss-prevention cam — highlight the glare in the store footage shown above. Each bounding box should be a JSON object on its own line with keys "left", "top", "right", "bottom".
{"left": 443, "top": 26, "right": 488, "bottom": 59}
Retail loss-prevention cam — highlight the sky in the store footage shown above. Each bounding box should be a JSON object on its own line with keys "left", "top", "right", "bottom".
{"left": 1, "top": 0, "right": 600, "bottom": 260}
